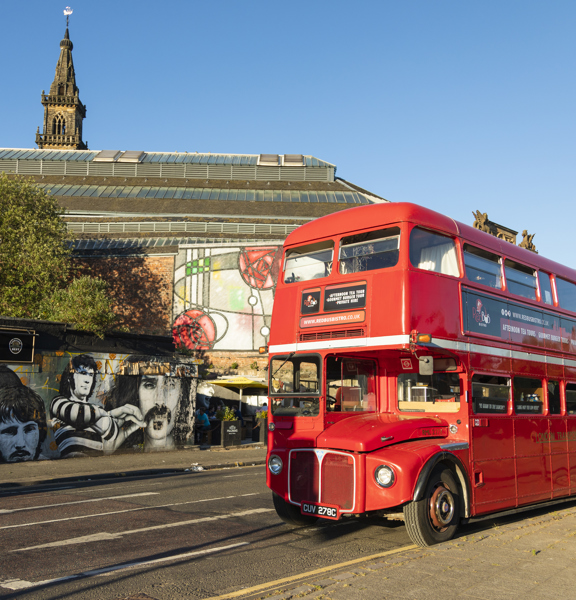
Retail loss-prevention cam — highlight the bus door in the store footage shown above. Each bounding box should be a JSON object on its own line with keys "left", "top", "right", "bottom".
{"left": 469, "top": 374, "right": 517, "bottom": 515}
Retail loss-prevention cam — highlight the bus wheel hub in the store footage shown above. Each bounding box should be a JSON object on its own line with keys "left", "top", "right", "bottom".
{"left": 429, "top": 485, "right": 455, "bottom": 528}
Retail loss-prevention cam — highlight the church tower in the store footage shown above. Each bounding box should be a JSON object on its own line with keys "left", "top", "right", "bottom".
{"left": 36, "top": 23, "right": 87, "bottom": 150}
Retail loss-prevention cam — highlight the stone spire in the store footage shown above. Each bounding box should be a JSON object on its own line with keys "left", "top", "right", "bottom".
{"left": 36, "top": 25, "right": 87, "bottom": 150}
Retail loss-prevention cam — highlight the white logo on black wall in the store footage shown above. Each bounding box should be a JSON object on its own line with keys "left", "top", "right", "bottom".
{"left": 9, "top": 338, "right": 23, "bottom": 355}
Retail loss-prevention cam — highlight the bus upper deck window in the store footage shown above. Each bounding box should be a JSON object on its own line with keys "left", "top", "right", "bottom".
{"left": 409, "top": 228, "right": 459, "bottom": 277}
{"left": 284, "top": 241, "right": 334, "bottom": 284}
{"left": 539, "top": 272, "right": 553, "bottom": 305}
{"left": 504, "top": 260, "right": 537, "bottom": 301}
{"left": 556, "top": 278, "right": 576, "bottom": 313}
{"left": 463, "top": 245, "right": 502, "bottom": 289}
{"left": 339, "top": 227, "right": 400, "bottom": 274}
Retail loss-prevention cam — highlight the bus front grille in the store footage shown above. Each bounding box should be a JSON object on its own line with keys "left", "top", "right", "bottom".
{"left": 288, "top": 449, "right": 356, "bottom": 512}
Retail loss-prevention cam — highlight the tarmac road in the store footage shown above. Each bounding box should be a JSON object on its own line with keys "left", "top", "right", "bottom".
{"left": 0, "top": 463, "right": 413, "bottom": 600}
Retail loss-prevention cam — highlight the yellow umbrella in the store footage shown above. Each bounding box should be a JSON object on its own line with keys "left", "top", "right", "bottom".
{"left": 212, "top": 376, "right": 268, "bottom": 409}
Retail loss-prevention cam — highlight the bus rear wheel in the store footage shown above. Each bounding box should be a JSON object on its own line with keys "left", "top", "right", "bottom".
{"left": 403, "top": 467, "right": 460, "bottom": 547}
{"left": 272, "top": 492, "right": 318, "bottom": 526}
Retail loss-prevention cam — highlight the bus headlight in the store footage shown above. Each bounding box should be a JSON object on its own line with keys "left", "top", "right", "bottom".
{"left": 374, "top": 465, "right": 395, "bottom": 488}
{"left": 268, "top": 455, "right": 283, "bottom": 475}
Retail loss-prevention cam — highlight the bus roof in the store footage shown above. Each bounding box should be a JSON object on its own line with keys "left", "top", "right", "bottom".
{"left": 285, "top": 202, "right": 576, "bottom": 282}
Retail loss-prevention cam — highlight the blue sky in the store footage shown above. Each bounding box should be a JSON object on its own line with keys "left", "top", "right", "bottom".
{"left": 3, "top": 1, "right": 575, "bottom": 267}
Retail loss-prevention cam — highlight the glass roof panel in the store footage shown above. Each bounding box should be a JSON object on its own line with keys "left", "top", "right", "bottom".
{"left": 209, "top": 189, "right": 220, "bottom": 200}
{"left": 46, "top": 184, "right": 65, "bottom": 195}
{"left": 173, "top": 188, "right": 184, "bottom": 199}
{"left": 136, "top": 188, "right": 149, "bottom": 198}
{"left": 200, "top": 189, "right": 211, "bottom": 200}
{"left": 308, "top": 192, "right": 319, "bottom": 203}
{"left": 145, "top": 188, "right": 160, "bottom": 198}
{"left": 181, "top": 189, "right": 194, "bottom": 200}
{"left": 236, "top": 190, "right": 246, "bottom": 201}
{"left": 300, "top": 191, "right": 309, "bottom": 203}
{"left": 228, "top": 190, "right": 237, "bottom": 201}
{"left": 272, "top": 191, "right": 281, "bottom": 203}
{"left": 254, "top": 190, "right": 263, "bottom": 202}
{"left": 64, "top": 185, "right": 82, "bottom": 196}
{"left": 126, "top": 187, "right": 142, "bottom": 198}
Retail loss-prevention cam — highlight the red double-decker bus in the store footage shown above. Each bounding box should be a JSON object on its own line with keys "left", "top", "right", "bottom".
{"left": 265, "top": 202, "right": 576, "bottom": 546}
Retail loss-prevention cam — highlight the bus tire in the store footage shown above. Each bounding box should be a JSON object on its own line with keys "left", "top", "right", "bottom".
{"left": 272, "top": 492, "right": 318, "bottom": 526}
{"left": 403, "top": 467, "right": 460, "bottom": 547}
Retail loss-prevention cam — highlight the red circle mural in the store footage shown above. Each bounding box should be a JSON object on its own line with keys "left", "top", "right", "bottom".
{"left": 239, "top": 247, "right": 281, "bottom": 290}
{"left": 172, "top": 310, "right": 216, "bottom": 351}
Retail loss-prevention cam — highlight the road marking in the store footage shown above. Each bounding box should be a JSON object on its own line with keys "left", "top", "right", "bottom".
{"left": 11, "top": 508, "right": 274, "bottom": 552}
{"left": 0, "top": 492, "right": 159, "bottom": 514}
{"left": 203, "top": 545, "right": 419, "bottom": 600}
{"left": 0, "top": 542, "right": 249, "bottom": 590}
{"left": 1, "top": 492, "right": 261, "bottom": 530}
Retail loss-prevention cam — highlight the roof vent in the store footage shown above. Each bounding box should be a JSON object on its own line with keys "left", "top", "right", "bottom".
{"left": 283, "top": 154, "right": 304, "bottom": 166}
{"left": 117, "top": 151, "right": 145, "bottom": 163}
{"left": 259, "top": 154, "right": 280, "bottom": 166}
{"left": 93, "top": 150, "right": 121, "bottom": 163}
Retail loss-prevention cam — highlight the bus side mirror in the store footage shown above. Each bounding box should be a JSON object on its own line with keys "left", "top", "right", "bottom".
{"left": 419, "top": 356, "right": 433, "bottom": 376}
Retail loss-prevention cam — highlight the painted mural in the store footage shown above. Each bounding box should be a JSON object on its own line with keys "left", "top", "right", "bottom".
{"left": 172, "top": 245, "right": 282, "bottom": 351}
{"left": 0, "top": 353, "right": 197, "bottom": 463}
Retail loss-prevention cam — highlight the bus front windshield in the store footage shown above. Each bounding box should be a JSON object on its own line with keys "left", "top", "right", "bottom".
{"left": 270, "top": 355, "right": 320, "bottom": 417}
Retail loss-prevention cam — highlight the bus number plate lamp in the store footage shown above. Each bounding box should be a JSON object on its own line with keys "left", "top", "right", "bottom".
{"left": 409, "top": 330, "right": 433, "bottom": 376}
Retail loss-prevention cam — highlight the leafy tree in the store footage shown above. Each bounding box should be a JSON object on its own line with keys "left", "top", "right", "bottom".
{"left": 39, "top": 276, "right": 117, "bottom": 338}
{"left": 0, "top": 173, "right": 117, "bottom": 336}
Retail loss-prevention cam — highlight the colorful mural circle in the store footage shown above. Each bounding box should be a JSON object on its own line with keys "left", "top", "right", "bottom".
{"left": 238, "top": 247, "right": 281, "bottom": 290}
{"left": 172, "top": 310, "right": 217, "bottom": 351}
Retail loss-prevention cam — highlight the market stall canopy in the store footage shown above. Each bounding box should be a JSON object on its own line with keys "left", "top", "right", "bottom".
{"left": 212, "top": 376, "right": 268, "bottom": 390}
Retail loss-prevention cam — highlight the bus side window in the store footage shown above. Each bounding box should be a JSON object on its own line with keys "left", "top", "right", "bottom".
{"left": 463, "top": 245, "right": 502, "bottom": 289}
{"left": 556, "top": 278, "right": 576, "bottom": 313}
{"left": 513, "top": 377, "right": 543, "bottom": 415}
{"left": 548, "top": 380, "right": 561, "bottom": 415}
{"left": 409, "top": 228, "right": 459, "bottom": 277}
{"left": 472, "top": 375, "right": 509, "bottom": 414}
{"left": 539, "top": 272, "right": 554, "bottom": 305}
{"left": 566, "top": 383, "right": 576, "bottom": 414}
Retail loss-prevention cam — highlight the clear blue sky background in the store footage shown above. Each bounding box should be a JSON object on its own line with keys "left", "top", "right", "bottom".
{"left": 3, "top": 1, "right": 575, "bottom": 267}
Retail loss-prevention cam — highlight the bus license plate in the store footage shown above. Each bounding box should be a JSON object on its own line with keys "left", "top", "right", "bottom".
{"left": 301, "top": 502, "right": 339, "bottom": 520}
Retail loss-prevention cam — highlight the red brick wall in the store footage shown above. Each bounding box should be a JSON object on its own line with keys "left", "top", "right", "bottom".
{"left": 76, "top": 255, "right": 174, "bottom": 336}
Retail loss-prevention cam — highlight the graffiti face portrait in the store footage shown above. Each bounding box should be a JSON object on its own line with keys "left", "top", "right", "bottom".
{"left": 0, "top": 416, "right": 40, "bottom": 462}
{"left": 139, "top": 376, "right": 182, "bottom": 442}
{"left": 0, "top": 384, "right": 47, "bottom": 463}
{"left": 73, "top": 366, "right": 95, "bottom": 401}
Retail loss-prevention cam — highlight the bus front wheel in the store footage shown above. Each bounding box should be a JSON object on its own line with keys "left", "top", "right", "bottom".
{"left": 403, "top": 467, "right": 460, "bottom": 547}
{"left": 272, "top": 492, "right": 318, "bottom": 526}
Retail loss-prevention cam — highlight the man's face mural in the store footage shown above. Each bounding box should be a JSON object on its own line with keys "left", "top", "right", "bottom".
{"left": 73, "top": 366, "right": 95, "bottom": 401}
{"left": 138, "top": 376, "right": 181, "bottom": 441}
{"left": 0, "top": 416, "right": 40, "bottom": 462}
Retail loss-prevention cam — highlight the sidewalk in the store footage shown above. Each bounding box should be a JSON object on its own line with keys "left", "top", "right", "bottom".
{"left": 257, "top": 502, "right": 576, "bottom": 600}
{"left": 0, "top": 443, "right": 267, "bottom": 488}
